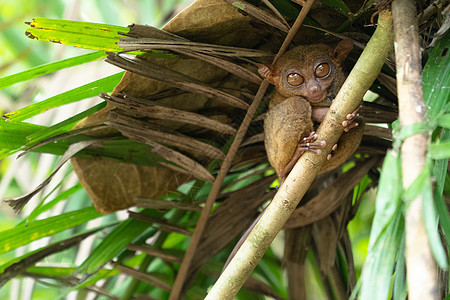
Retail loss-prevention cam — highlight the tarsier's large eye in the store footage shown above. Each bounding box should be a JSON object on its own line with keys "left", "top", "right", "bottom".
{"left": 286, "top": 73, "right": 304, "bottom": 86}
{"left": 315, "top": 63, "right": 330, "bottom": 78}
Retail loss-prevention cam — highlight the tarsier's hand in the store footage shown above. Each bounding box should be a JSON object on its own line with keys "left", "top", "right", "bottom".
{"left": 342, "top": 106, "right": 361, "bottom": 132}
{"left": 327, "top": 144, "right": 339, "bottom": 161}
{"left": 298, "top": 131, "right": 327, "bottom": 155}
{"left": 328, "top": 105, "right": 362, "bottom": 160}
{"left": 279, "top": 131, "right": 326, "bottom": 181}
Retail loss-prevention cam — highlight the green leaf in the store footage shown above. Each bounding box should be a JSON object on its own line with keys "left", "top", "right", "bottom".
{"left": 0, "top": 120, "right": 42, "bottom": 158}
{"left": 335, "top": 0, "right": 375, "bottom": 32}
{"left": 231, "top": 1, "right": 246, "bottom": 10}
{"left": 264, "top": 0, "right": 301, "bottom": 19}
{"left": 368, "top": 150, "right": 403, "bottom": 249}
{"left": 27, "top": 266, "right": 77, "bottom": 277}
{"left": 423, "top": 31, "right": 450, "bottom": 119}
{"left": 4, "top": 72, "right": 123, "bottom": 122}
{"left": 435, "top": 191, "right": 450, "bottom": 245}
{"left": 0, "top": 118, "right": 171, "bottom": 167}
{"left": 26, "top": 18, "right": 129, "bottom": 51}
{"left": 431, "top": 127, "right": 450, "bottom": 243}
{"left": 393, "top": 234, "right": 406, "bottom": 300}
{"left": 444, "top": 172, "right": 450, "bottom": 195}
{"left": 25, "top": 101, "right": 107, "bottom": 147}
{"left": 429, "top": 141, "right": 450, "bottom": 159}
{"left": 396, "top": 123, "right": 428, "bottom": 141}
{"left": 422, "top": 174, "right": 448, "bottom": 270}
{"left": 353, "top": 174, "right": 372, "bottom": 204}
{"left": 436, "top": 114, "right": 450, "bottom": 129}
{"left": 403, "top": 166, "right": 429, "bottom": 205}
{"left": 0, "top": 226, "right": 106, "bottom": 280}
{"left": 0, "top": 51, "right": 106, "bottom": 89}
{"left": 319, "top": 0, "right": 351, "bottom": 18}
{"left": 360, "top": 150, "right": 404, "bottom": 299}
{"left": 0, "top": 207, "right": 102, "bottom": 255}
{"left": 256, "top": 248, "right": 287, "bottom": 298}
{"left": 75, "top": 253, "right": 147, "bottom": 291}
{"left": 0, "top": 120, "right": 72, "bottom": 159}
{"left": 360, "top": 210, "right": 404, "bottom": 300}
{"left": 77, "top": 214, "right": 155, "bottom": 275}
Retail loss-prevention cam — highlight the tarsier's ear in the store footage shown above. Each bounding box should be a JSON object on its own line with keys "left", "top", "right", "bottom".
{"left": 333, "top": 38, "right": 353, "bottom": 63}
{"left": 257, "top": 63, "right": 279, "bottom": 86}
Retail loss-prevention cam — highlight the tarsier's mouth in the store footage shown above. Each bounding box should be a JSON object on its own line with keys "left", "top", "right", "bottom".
{"left": 308, "top": 92, "right": 326, "bottom": 103}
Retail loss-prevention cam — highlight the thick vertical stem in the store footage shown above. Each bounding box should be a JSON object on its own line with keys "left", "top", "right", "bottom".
{"left": 392, "top": 0, "right": 438, "bottom": 299}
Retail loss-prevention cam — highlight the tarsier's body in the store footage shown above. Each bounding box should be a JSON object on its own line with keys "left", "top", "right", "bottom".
{"left": 224, "top": 40, "right": 364, "bottom": 269}
{"left": 259, "top": 39, "right": 364, "bottom": 182}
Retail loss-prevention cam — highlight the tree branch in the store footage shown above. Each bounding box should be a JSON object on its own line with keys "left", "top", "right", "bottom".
{"left": 206, "top": 9, "right": 394, "bottom": 299}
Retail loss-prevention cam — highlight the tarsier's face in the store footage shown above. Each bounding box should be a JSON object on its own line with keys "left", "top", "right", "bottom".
{"left": 277, "top": 55, "right": 336, "bottom": 102}
{"left": 258, "top": 40, "right": 353, "bottom": 104}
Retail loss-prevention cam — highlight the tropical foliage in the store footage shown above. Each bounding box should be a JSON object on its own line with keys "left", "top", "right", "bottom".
{"left": 0, "top": 0, "right": 448, "bottom": 299}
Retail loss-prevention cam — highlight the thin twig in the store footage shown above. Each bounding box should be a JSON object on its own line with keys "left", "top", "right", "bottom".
{"left": 261, "top": 0, "right": 290, "bottom": 29}
{"left": 275, "top": 0, "right": 315, "bottom": 61}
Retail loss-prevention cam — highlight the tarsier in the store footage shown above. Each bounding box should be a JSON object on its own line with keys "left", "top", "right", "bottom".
{"left": 224, "top": 40, "right": 364, "bottom": 269}
{"left": 259, "top": 39, "right": 364, "bottom": 183}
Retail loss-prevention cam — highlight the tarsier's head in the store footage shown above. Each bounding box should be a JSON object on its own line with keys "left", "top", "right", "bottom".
{"left": 258, "top": 39, "right": 353, "bottom": 104}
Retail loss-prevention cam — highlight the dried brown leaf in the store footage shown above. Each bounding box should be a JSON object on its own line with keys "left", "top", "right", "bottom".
{"left": 131, "top": 137, "right": 214, "bottom": 182}
{"left": 71, "top": 158, "right": 190, "bottom": 214}
{"left": 20, "top": 125, "right": 108, "bottom": 158}
{"left": 115, "top": 264, "right": 171, "bottom": 291}
{"left": 175, "top": 49, "right": 262, "bottom": 84}
{"left": 122, "top": 24, "right": 188, "bottom": 41}
{"left": 361, "top": 102, "right": 398, "bottom": 123}
{"left": 285, "top": 157, "right": 379, "bottom": 228}
{"left": 6, "top": 140, "right": 99, "bottom": 213}
{"left": 128, "top": 211, "right": 192, "bottom": 236}
{"left": 119, "top": 37, "right": 270, "bottom": 57}
{"left": 135, "top": 197, "right": 202, "bottom": 212}
{"left": 190, "top": 175, "right": 276, "bottom": 274}
{"left": 284, "top": 227, "right": 311, "bottom": 300}
{"left": 106, "top": 111, "right": 226, "bottom": 160}
{"left": 127, "top": 244, "right": 183, "bottom": 263}
{"left": 224, "top": 0, "right": 289, "bottom": 32}
{"left": 102, "top": 92, "right": 237, "bottom": 135}
{"left": 240, "top": 132, "right": 264, "bottom": 147}
{"left": 312, "top": 216, "right": 338, "bottom": 273}
{"left": 364, "top": 124, "right": 392, "bottom": 140}
{"left": 106, "top": 53, "right": 250, "bottom": 110}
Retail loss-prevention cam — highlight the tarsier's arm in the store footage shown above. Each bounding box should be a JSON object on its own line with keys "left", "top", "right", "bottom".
{"left": 311, "top": 107, "right": 329, "bottom": 123}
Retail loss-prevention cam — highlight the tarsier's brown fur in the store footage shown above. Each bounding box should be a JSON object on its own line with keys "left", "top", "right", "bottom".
{"left": 259, "top": 39, "right": 364, "bottom": 182}
{"left": 224, "top": 39, "right": 365, "bottom": 269}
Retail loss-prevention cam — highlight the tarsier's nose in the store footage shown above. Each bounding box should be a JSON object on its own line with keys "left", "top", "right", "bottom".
{"left": 307, "top": 82, "right": 325, "bottom": 102}
{"left": 308, "top": 84, "right": 319, "bottom": 94}
{"left": 308, "top": 83, "right": 322, "bottom": 96}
